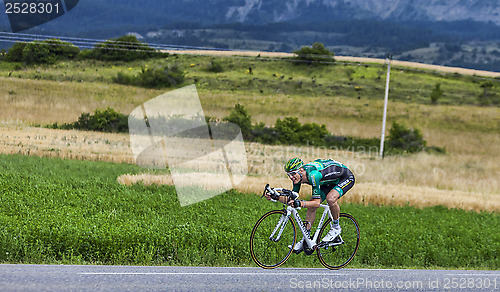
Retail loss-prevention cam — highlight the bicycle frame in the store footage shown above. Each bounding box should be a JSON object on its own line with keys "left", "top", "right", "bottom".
{"left": 264, "top": 185, "right": 343, "bottom": 250}
{"left": 288, "top": 203, "right": 333, "bottom": 250}
{"left": 269, "top": 202, "right": 334, "bottom": 251}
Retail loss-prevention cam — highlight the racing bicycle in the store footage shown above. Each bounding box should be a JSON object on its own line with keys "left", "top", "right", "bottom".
{"left": 250, "top": 184, "right": 360, "bottom": 270}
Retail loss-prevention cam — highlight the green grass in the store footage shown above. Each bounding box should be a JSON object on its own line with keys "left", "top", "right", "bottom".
{"left": 0, "top": 154, "right": 498, "bottom": 269}
{"left": 2, "top": 54, "right": 499, "bottom": 107}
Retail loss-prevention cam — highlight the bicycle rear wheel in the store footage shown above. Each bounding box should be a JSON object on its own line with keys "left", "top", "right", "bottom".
{"left": 316, "top": 213, "right": 360, "bottom": 270}
{"left": 250, "top": 210, "right": 296, "bottom": 269}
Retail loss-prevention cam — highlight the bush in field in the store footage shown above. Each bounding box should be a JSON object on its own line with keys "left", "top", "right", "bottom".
{"left": 114, "top": 64, "right": 185, "bottom": 88}
{"left": 205, "top": 60, "right": 224, "bottom": 72}
{"left": 223, "top": 104, "right": 253, "bottom": 139}
{"left": 478, "top": 81, "right": 496, "bottom": 106}
{"left": 430, "top": 83, "right": 443, "bottom": 104}
{"left": 38, "top": 38, "right": 80, "bottom": 59}
{"left": 387, "top": 122, "right": 427, "bottom": 154}
{"left": 52, "top": 105, "right": 439, "bottom": 155}
{"left": 252, "top": 122, "right": 279, "bottom": 144}
{"left": 53, "top": 108, "right": 128, "bottom": 133}
{"left": 274, "top": 117, "right": 328, "bottom": 145}
{"left": 139, "top": 64, "right": 185, "bottom": 88}
{"left": 293, "top": 42, "right": 335, "bottom": 64}
{"left": 83, "top": 35, "right": 157, "bottom": 61}
{"left": 113, "top": 72, "right": 134, "bottom": 85}
{"left": 22, "top": 42, "right": 55, "bottom": 64}
{"left": 5, "top": 42, "right": 26, "bottom": 62}
{"left": 6, "top": 39, "right": 79, "bottom": 64}
{"left": 222, "top": 104, "right": 377, "bottom": 150}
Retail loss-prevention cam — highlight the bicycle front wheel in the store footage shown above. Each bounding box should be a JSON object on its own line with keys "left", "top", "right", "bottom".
{"left": 250, "top": 210, "right": 297, "bottom": 269}
{"left": 317, "top": 213, "right": 360, "bottom": 270}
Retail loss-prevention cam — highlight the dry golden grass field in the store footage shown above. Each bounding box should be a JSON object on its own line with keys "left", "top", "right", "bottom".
{"left": 1, "top": 114, "right": 498, "bottom": 212}
{"left": 0, "top": 53, "right": 499, "bottom": 212}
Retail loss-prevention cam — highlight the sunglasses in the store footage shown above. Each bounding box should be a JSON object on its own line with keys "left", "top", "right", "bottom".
{"left": 287, "top": 170, "right": 300, "bottom": 178}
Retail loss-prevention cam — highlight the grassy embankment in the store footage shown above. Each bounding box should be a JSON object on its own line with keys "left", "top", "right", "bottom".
{"left": 0, "top": 54, "right": 499, "bottom": 268}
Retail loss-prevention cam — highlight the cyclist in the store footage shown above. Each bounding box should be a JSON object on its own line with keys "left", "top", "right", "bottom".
{"left": 266, "top": 157, "right": 355, "bottom": 254}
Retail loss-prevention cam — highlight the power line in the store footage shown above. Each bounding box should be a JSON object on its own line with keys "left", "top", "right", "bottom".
{"left": 0, "top": 31, "right": 245, "bottom": 52}
{"left": 0, "top": 31, "right": 498, "bottom": 81}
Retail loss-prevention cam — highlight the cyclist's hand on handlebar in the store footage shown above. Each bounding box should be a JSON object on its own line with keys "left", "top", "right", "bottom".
{"left": 288, "top": 199, "right": 303, "bottom": 208}
{"left": 264, "top": 191, "right": 279, "bottom": 201}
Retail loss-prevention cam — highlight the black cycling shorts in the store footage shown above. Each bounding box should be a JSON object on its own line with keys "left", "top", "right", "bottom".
{"left": 319, "top": 169, "right": 355, "bottom": 200}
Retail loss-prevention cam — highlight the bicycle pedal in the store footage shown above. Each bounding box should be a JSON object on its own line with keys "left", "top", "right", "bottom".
{"left": 328, "top": 239, "right": 344, "bottom": 246}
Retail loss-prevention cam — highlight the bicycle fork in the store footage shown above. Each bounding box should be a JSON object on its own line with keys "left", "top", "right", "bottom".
{"left": 268, "top": 211, "right": 291, "bottom": 242}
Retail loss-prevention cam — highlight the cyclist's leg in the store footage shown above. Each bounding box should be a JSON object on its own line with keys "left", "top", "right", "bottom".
{"left": 304, "top": 206, "right": 318, "bottom": 230}
{"left": 324, "top": 170, "right": 356, "bottom": 220}
{"left": 320, "top": 187, "right": 341, "bottom": 242}
{"left": 325, "top": 188, "right": 341, "bottom": 221}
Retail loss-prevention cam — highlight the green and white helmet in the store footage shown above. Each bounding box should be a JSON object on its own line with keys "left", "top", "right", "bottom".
{"left": 284, "top": 157, "right": 303, "bottom": 173}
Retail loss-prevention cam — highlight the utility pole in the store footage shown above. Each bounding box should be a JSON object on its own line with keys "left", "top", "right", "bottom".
{"left": 380, "top": 54, "right": 392, "bottom": 158}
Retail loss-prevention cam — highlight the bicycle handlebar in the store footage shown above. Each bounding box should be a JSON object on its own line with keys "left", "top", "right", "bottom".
{"left": 261, "top": 184, "right": 299, "bottom": 202}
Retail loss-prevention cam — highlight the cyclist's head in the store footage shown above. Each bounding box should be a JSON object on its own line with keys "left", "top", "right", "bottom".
{"left": 284, "top": 157, "right": 303, "bottom": 173}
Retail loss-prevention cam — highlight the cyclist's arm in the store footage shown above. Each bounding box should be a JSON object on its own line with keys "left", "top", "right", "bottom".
{"left": 302, "top": 198, "right": 321, "bottom": 208}
{"left": 288, "top": 171, "right": 323, "bottom": 208}
{"left": 309, "top": 171, "right": 323, "bottom": 201}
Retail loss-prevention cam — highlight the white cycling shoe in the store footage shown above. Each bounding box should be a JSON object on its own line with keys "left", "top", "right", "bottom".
{"left": 321, "top": 226, "right": 341, "bottom": 242}
{"left": 288, "top": 237, "right": 305, "bottom": 254}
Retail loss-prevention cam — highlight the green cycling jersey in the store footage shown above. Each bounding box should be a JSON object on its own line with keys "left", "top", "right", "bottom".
{"left": 292, "top": 159, "right": 355, "bottom": 201}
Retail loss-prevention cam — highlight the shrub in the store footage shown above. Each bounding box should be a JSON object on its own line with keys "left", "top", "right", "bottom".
{"left": 345, "top": 68, "right": 356, "bottom": 81}
{"left": 7, "top": 39, "right": 79, "bottom": 64}
{"left": 22, "top": 42, "right": 56, "bottom": 64}
{"left": 54, "top": 108, "right": 128, "bottom": 133}
{"left": 274, "top": 117, "right": 302, "bottom": 144}
{"left": 113, "top": 72, "right": 134, "bottom": 85}
{"left": 430, "top": 83, "right": 443, "bottom": 104}
{"left": 274, "top": 117, "right": 328, "bottom": 145}
{"left": 252, "top": 122, "right": 279, "bottom": 144}
{"left": 113, "top": 64, "right": 185, "bottom": 88}
{"left": 297, "top": 121, "right": 329, "bottom": 145}
{"left": 42, "top": 38, "right": 80, "bottom": 59}
{"left": 206, "top": 60, "right": 224, "bottom": 73}
{"left": 139, "top": 64, "right": 184, "bottom": 88}
{"left": 293, "top": 42, "right": 335, "bottom": 64}
{"left": 5, "top": 42, "right": 27, "bottom": 62}
{"left": 221, "top": 104, "right": 394, "bottom": 153}
{"left": 84, "top": 35, "right": 157, "bottom": 61}
{"left": 223, "top": 104, "right": 253, "bottom": 139}
{"left": 387, "top": 122, "right": 426, "bottom": 154}
{"left": 479, "top": 81, "right": 494, "bottom": 106}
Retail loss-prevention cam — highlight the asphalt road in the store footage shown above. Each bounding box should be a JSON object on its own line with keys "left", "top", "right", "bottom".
{"left": 0, "top": 264, "right": 498, "bottom": 291}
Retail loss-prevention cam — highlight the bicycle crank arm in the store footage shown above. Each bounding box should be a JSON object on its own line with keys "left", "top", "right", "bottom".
{"left": 317, "top": 239, "right": 344, "bottom": 249}
{"left": 304, "top": 248, "right": 315, "bottom": 255}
